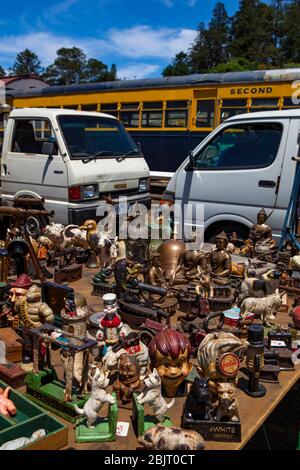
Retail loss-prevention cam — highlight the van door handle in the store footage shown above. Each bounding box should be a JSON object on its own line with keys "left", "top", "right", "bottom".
{"left": 2, "top": 164, "right": 9, "bottom": 176}
{"left": 258, "top": 180, "right": 276, "bottom": 188}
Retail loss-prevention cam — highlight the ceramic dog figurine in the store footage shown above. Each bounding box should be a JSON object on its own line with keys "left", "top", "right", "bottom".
{"left": 74, "top": 368, "right": 116, "bottom": 428}
{"left": 136, "top": 369, "right": 175, "bottom": 422}
{"left": 183, "top": 377, "right": 211, "bottom": 421}
{"left": 138, "top": 424, "right": 205, "bottom": 450}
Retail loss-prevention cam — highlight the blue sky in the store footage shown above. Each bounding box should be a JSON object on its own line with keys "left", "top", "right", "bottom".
{"left": 0, "top": 0, "right": 241, "bottom": 79}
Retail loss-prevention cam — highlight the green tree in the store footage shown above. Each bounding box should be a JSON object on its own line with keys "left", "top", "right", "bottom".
{"left": 84, "top": 58, "right": 109, "bottom": 83}
{"left": 0, "top": 65, "right": 5, "bottom": 77}
{"left": 210, "top": 57, "right": 257, "bottom": 72}
{"left": 281, "top": 0, "right": 300, "bottom": 63}
{"left": 43, "top": 47, "right": 87, "bottom": 85}
{"left": 10, "top": 49, "right": 42, "bottom": 76}
{"left": 162, "top": 51, "right": 192, "bottom": 76}
{"left": 189, "top": 2, "right": 231, "bottom": 72}
{"left": 230, "top": 0, "right": 277, "bottom": 66}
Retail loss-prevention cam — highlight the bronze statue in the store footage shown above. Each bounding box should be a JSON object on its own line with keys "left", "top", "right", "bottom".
{"left": 170, "top": 249, "right": 208, "bottom": 285}
{"left": 248, "top": 208, "right": 276, "bottom": 257}
{"left": 158, "top": 239, "right": 186, "bottom": 283}
{"left": 207, "top": 231, "right": 232, "bottom": 286}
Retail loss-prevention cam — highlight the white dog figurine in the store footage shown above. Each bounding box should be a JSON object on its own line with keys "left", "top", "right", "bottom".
{"left": 74, "top": 368, "right": 115, "bottom": 428}
{"left": 136, "top": 369, "right": 175, "bottom": 422}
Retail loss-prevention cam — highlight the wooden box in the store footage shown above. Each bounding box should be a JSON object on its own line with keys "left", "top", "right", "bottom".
{"left": 0, "top": 362, "right": 27, "bottom": 388}
{"left": 0, "top": 328, "right": 23, "bottom": 363}
{"left": 0, "top": 379, "right": 68, "bottom": 450}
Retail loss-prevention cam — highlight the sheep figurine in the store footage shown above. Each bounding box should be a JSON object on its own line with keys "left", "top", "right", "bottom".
{"left": 240, "top": 293, "right": 283, "bottom": 326}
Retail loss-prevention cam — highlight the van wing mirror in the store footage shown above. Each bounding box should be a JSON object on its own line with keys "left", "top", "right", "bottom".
{"left": 42, "top": 141, "right": 55, "bottom": 159}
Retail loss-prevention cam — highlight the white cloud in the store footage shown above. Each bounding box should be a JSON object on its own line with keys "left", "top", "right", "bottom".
{"left": 43, "top": 0, "right": 80, "bottom": 22}
{"left": 0, "top": 26, "right": 197, "bottom": 65}
{"left": 107, "top": 25, "right": 197, "bottom": 59}
{"left": 117, "top": 63, "right": 160, "bottom": 80}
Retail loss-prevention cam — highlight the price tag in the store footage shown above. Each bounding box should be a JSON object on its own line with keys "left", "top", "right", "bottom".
{"left": 116, "top": 422, "right": 130, "bottom": 437}
{"left": 271, "top": 340, "right": 286, "bottom": 348}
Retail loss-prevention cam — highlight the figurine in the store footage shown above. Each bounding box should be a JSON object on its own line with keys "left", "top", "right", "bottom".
{"left": 138, "top": 424, "right": 205, "bottom": 450}
{"left": 144, "top": 252, "right": 167, "bottom": 290}
{"left": 79, "top": 219, "right": 101, "bottom": 268}
{"left": 113, "top": 353, "right": 141, "bottom": 404}
{"left": 248, "top": 208, "right": 276, "bottom": 258}
{"left": 238, "top": 268, "right": 281, "bottom": 305}
{"left": 197, "top": 331, "right": 248, "bottom": 383}
{"left": 245, "top": 324, "right": 266, "bottom": 397}
{"left": 240, "top": 293, "right": 283, "bottom": 326}
{"left": 207, "top": 231, "right": 232, "bottom": 286}
{"left": 148, "top": 329, "right": 193, "bottom": 397}
{"left": 136, "top": 368, "right": 175, "bottom": 422}
{"left": 2, "top": 274, "right": 53, "bottom": 363}
{"left": 80, "top": 220, "right": 119, "bottom": 268}
{"left": 102, "top": 333, "right": 149, "bottom": 378}
{"left": 43, "top": 223, "right": 88, "bottom": 252}
{"left": 170, "top": 249, "right": 208, "bottom": 285}
{"left": 96, "top": 293, "right": 126, "bottom": 355}
{"left": 0, "top": 386, "right": 16, "bottom": 417}
{"left": 74, "top": 368, "right": 116, "bottom": 428}
{"left": 213, "top": 382, "right": 239, "bottom": 422}
{"left": 157, "top": 239, "right": 186, "bottom": 282}
{"left": 26, "top": 285, "right": 54, "bottom": 324}
{"left": 183, "top": 377, "right": 212, "bottom": 421}
{"left": 0, "top": 429, "right": 46, "bottom": 451}
{"left": 93, "top": 265, "right": 114, "bottom": 285}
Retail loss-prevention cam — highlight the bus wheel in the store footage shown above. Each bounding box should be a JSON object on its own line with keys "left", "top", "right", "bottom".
{"left": 205, "top": 222, "right": 250, "bottom": 244}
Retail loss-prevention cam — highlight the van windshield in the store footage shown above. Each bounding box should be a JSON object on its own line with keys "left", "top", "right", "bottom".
{"left": 58, "top": 114, "right": 140, "bottom": 159}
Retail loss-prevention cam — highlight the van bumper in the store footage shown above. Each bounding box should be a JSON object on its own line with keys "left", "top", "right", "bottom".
{"left": 68, "top": 195, "right": 151, "bottom": 225}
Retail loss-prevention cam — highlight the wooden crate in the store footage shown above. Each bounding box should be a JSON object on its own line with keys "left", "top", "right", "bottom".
{"left": 0, "top": 328, "right": 23, "bottom": 363}
{"left": 0, "top": 379, "right": 68, "bottom": 450}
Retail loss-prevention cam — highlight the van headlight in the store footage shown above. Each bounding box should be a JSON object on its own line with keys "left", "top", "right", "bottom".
{"left": 83, "top": 184, "right": 98, "bottom": 199}
{"left": 139, "top": 178, "right": 149, "bottom": 192}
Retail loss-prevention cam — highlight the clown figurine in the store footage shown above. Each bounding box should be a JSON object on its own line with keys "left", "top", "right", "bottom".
{"left": 96, "top": 293, "right": 126, "bottom": 356}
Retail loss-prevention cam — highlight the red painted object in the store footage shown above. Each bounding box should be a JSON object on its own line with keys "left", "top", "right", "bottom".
{"left": 292, "top": 305, "right": 300, "bottom": 329}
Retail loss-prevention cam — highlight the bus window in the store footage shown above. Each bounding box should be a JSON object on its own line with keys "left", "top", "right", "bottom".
{"left": 120, "top": 103, "right": 140, "bottom": 128}
{"left": 220, "top": 99, "right": 247, "bottom": 123}
{"left": 142, "top": 102, "right": 163, "bottom": 127}
{"left": 81, "top": 104, "right": 98, "bottom": 111}
{"left": 63, "top": 105, "right": 79, "bottom": 110}
{"left": 283, "top": 97, "right": 300, "bottom": 108}
{"left": 250, "top": 98, "right": 279, "bottom": 112}
{"left": 100, "top": 103, "right": 118, "bottom": 117}
{"left": 196, "top": 100, "right": 215, "bottom": 128}
{"left": 166, "top": 101, "right": 188, "bottom": 128}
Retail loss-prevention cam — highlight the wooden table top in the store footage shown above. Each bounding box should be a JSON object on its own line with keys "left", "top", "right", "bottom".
{"left": 16, "top": 265, "right": 300, "bottom": 450}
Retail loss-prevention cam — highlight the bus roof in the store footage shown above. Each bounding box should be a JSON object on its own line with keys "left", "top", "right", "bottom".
{"left": 11, "top": 68, "right": 300, "bottom": 98}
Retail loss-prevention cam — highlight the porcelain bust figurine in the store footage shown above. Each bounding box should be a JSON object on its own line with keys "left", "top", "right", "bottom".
{"left": 148, "top": 329, "right": 192, "bottom": 397}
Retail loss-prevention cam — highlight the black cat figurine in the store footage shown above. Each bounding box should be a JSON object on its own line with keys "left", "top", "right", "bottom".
{"left": 183, "top": 376, "right": 211, "bottom": 421}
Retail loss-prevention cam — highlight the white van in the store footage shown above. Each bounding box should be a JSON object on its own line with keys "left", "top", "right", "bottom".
{"left": 1, "top": 108, "right": 150, "bottom": 225}
{"left": 164, "top": 109, "right": 300, "bottom": 243}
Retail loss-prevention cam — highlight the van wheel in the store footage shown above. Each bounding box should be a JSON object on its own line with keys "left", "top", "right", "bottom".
{"left": 205, "top": 222, "right": 250, "bottom": 244}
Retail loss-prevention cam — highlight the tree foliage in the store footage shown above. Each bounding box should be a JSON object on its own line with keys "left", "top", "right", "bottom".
{"left": 163, "top": 0, "right": 300, "bottom": 75}
{"left": 162, "top": 52, "right": 192, "bottom": 76}
{"left": 10, "top": 49, "right": 43, "bottom": 76}
{"left": 43, "top": 47, "right": 117, "bottom": 85}
{"left": 0, "top": 65, "right": 5, "bottom": 77}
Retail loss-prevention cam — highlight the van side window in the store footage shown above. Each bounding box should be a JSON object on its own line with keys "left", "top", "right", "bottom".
{"left": 11, "top": 119, "right": 58, "bottom": 155}
{"left": 193, "top": 123, "right": 282, "bottom": 170}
